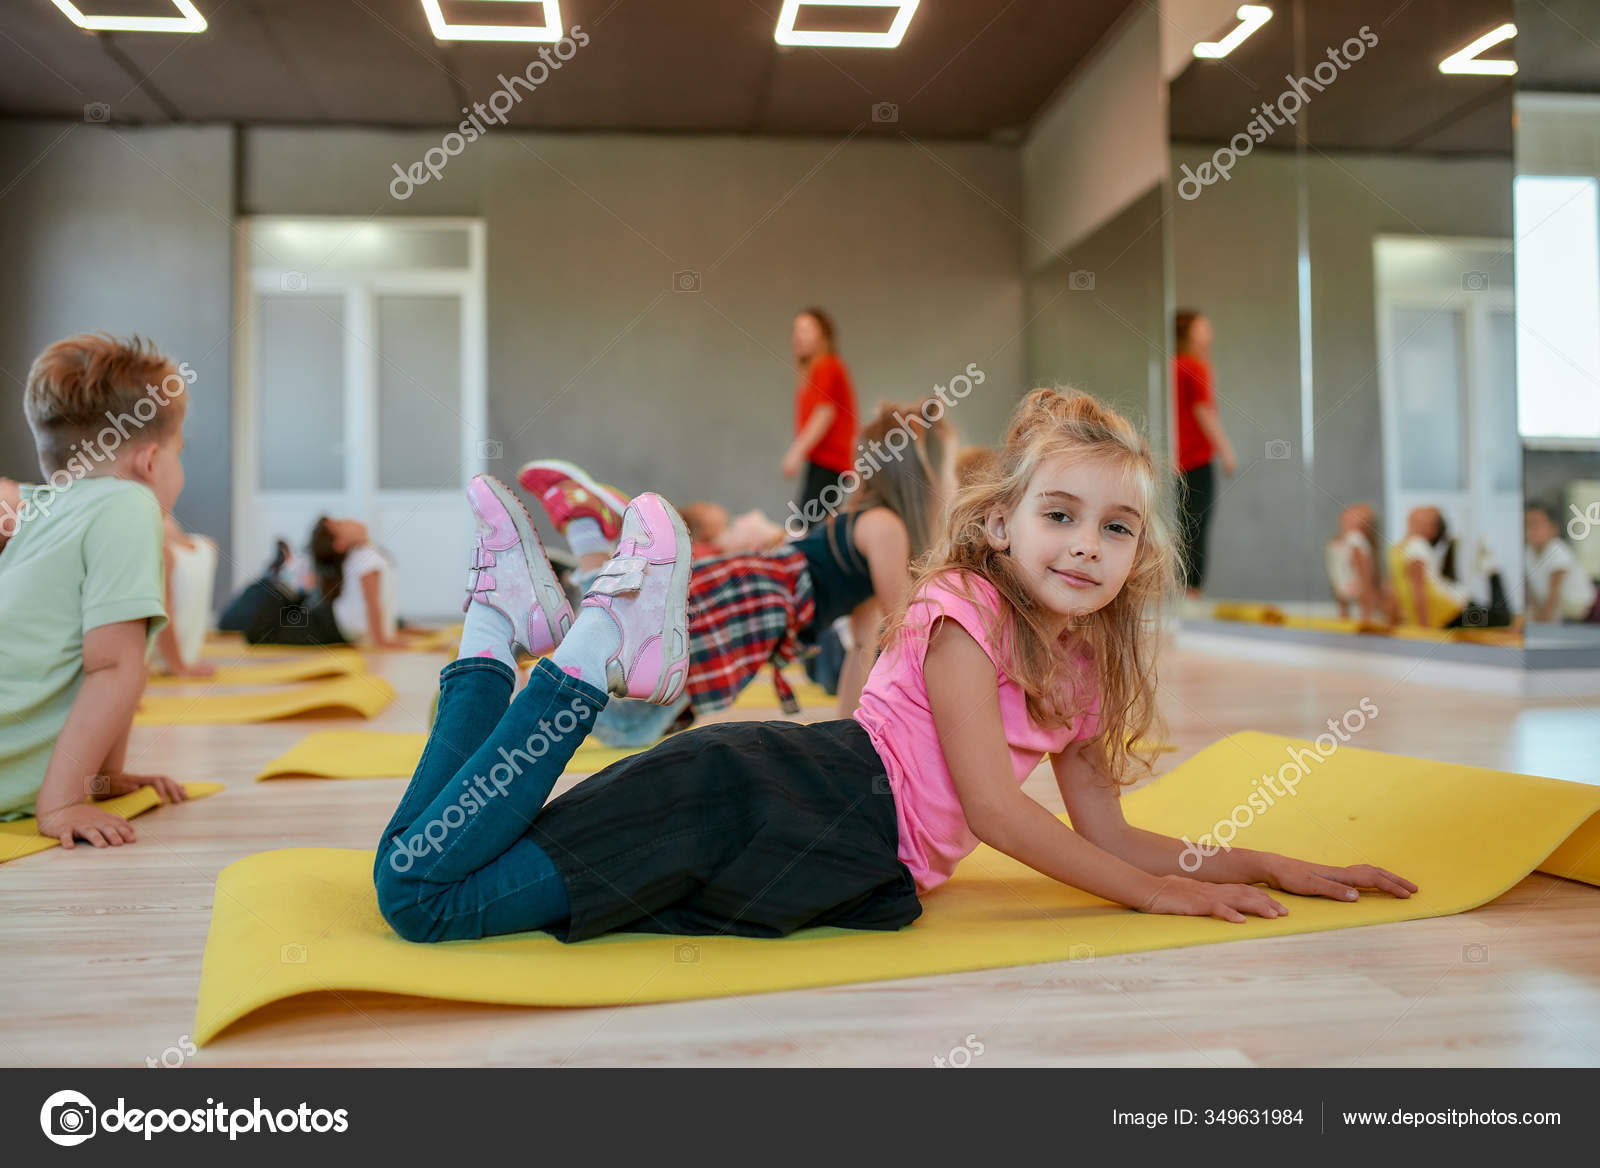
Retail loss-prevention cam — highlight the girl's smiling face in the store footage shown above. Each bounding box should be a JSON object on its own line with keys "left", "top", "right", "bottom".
{"left": 986, "top": 453, "right": 1144, "bottom": 629}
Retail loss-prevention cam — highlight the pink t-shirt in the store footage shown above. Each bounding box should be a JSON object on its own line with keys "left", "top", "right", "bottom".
{"left": 853, "top": 570, "right": 1101, "bottom": 895}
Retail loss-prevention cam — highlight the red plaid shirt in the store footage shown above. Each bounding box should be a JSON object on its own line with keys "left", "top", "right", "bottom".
{"left": 684, "top": 548, "right": 815, "bottom": 715}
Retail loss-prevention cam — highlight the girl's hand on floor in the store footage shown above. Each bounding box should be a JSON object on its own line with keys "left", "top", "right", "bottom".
{"left": 170, "top": 661, "right": 216, "bottom": 679}
{"left": 37, "top": 804, "right": 137, "bottom": 850}
{"left": 1138, "top": 875, "right": 1287, "bottom": 923}
{"left": 94, "top": 771, "right": 188, "bottom": 804}
{"left": 1260, "top": 855, "right": 1417, "bottom": 901}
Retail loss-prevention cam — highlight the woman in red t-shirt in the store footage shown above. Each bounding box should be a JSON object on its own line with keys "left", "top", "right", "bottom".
{"left": 781, "top": 308, "right": 858, "bottom": 522}
{"left": 1172, "top": 310, "right": 1236, "bottom": 599}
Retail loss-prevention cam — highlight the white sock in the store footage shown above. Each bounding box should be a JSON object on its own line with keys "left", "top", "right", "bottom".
{"left": 566, "top": 517, "right": 611, "bottom": 560}
{"left": 550, "top": 604, "right": 620, "bottom": 693}
{"left": 458, "top": 601, "right": 517, "bottom": 670}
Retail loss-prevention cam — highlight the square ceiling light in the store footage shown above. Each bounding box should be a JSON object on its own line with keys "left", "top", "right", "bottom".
{"left": 50, "top": 1, "right": 206, "bottom": 33}
{"left": 421, "top": 0, "right": 564, "bottom": 43}
{"left": 775, "top": 1, "right": 920, "bottom": 49}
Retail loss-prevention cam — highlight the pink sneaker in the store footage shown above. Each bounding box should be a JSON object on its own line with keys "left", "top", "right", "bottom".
{"left": 518, "top": 459, "right": 630, "bottom": 541}
{"left": 465, "top": 475, "right": 574, "bottom": 658}
{"left": 580, "top": 493, "right": 692, "bottom": 703}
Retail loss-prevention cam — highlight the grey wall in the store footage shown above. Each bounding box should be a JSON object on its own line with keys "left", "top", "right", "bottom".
{"left": 241, "top": 127, "right": 1028, "bottom": 545}
{"left": 0, "top": 123, "right": 235, "bottom": 603}
{"left": 1026, "top": 184, "right": 1167, "bottom": 437}
{"left": 1171, "top": 145, "right": 1514, "bottom": 602}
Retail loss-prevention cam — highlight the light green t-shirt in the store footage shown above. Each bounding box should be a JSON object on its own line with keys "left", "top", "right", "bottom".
{"left": 0, "top": 477, "right": 167, "bottom": 820}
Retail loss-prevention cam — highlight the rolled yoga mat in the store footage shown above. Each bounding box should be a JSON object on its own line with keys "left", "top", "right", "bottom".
{"left": 0, "top": 782, "right": 223, "bottom": 864}
{"left": 192, "top": 731, "right": 1600, "bottom": 1044}
{"left": 134, "top": 675, "right": 396, "bottom": 726}
{"left": 253, "top": 729, "right": 650, "bottom": 781}
{"left": 149, "top": 653, "right": 366, "bottom": 688}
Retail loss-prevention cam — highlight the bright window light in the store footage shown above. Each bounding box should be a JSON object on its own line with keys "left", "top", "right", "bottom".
{"left": 1515, "top": 176, "right": 1600, "bottom": 440}
{"left": 50, "top": 0, "right": 206, "bottom": 33}
{"left": 1439, "top": 23, "right": 1517, "bottom": 76}
{"left": 420, "top": 0, "right": 564, "bottom": 43}
{"left": 1192, "top": 5, "right": 1272, "bottom": 59}
{"left": 774, "top": 1, "right": 919, "bottom": 49}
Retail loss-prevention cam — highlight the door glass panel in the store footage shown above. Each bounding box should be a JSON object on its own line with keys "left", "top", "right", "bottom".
{"left": 1392, "top": 308, "right": 1464, "bottom": 492}
{"left": 377, "top": 294, "right": 463, "bottom": 491}
{"left": 258, "top": 295, "right": 345, "bottom": 490}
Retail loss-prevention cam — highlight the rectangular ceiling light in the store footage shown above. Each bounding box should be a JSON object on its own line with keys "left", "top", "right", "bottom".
{"left": 50, "top": 0, "right": 206, "bottom": 33}
{"left": 421, "top": 0, "right": 564, "bottom": 43}
{"left": 1439, "top": 23, "right": 1517, "bottom": 76}
{"left": 775, "top": 1, "right": 919, "bottom": 49}
{"left": 1192, "top": 5, "right": 1272, "bottom": 59}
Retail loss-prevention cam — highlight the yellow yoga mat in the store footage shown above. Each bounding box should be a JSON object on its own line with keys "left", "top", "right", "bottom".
{"left": 134, "top": 675, "right": 396, "bottom": 726}
{"left": 0, "top": 782, "right": 223, "bottom": 864}
{"left": 149, "top": 654, "right": 365, "bottom": 687}
{"left": 193, "top": 731, "right": 1600, "bottom": 1045}
{"left": 252, "top": 729, "right": 649, "bottom": 781}
{"left": 731, "top": 673, "right": 835, "bottom": 711}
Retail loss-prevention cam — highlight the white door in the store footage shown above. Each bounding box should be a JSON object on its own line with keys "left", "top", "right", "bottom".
{"left": 1375, "top": 237, "right": 1523, "bottom": 612}
{"left": 234, "top": 219, "right": 488, "bottom": 622}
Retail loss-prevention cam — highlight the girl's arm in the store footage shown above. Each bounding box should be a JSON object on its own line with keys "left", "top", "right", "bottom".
{"left": 782, "top": 403, "right": 837, "bottom": 478}
{"left": 1052, "top": 738, "right": 1417, "bottom": 902}
{"left": 360, "top": 570, "right": 406, "bottom": 649}
{"left": 925, "top": 617, "right": 1287, "bottom": 920}
{"left": 834, "top": 508, "right": 911, "bottom": 716}
{"left": 1537, "top": 570, "right": 1565, "bottom": 622}
{"left": 1350, "top": 544, "right": 1382, "bottom": 622}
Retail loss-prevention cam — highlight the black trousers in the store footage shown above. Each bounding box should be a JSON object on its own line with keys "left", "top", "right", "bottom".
{"left": 531, "top": 717, "right": 922, "bottom": 943}
{"left": 218, "top": 576, "right": 350, "bottom": 646}
{"left": 1177, "top": 461, "right": 1217, "bottom": 592}
{"left": 1445, "top": 571, "right": 1514, "bottom": 629}
{"left": 796, "top": 459, "right": 841, "bottom": 521}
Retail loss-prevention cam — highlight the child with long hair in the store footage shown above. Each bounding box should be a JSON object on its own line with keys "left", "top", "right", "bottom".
{"left": 374, "top": 388, "right": 1414, "bottom": 947}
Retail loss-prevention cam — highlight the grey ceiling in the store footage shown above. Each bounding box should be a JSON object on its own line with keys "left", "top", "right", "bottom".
{"left": 0, "top": 0, "right": 1134, "bottom": 137}
{"left": 1170, "top": 0, "right": 1517, "bottom": 154}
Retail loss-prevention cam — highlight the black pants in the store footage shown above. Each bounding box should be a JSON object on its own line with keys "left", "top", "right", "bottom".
{"left": 796, "top": 459, "right": 841, "bottom": 522}
{"left": 1177, "top": 461, "right": 1217, "bottom": 592}
{"left": 532, "top": 717, "right": 922, "bottom": 943}
{"left": 1445, "top": 571, "right": 1513, "bottom": 629}
{"left": 218, "top": 576, "right": 350, "bottom": 646}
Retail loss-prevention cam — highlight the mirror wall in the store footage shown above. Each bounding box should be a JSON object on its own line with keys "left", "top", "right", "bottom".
{"left": 1163, "top": 0, "right": 1525, "bottom": 648}
{"left": 1513, "top": 0, "right": 1600, "bottom": 647}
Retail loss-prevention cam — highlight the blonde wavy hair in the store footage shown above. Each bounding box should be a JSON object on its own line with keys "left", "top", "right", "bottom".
{"left": 882, "top": 387, "right": 1183, "bottom": 786}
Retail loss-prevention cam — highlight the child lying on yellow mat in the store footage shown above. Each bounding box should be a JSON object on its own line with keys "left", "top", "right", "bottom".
{"left": 373, "top": 387, "right": 1417, "bottom": 947}
{"left": 0, "top": 334, "right": 192, "bottom": 846}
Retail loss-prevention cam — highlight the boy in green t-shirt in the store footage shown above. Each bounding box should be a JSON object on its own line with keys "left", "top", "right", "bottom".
{"left": 0, "top": 333, "right": 194, "bottom": 846}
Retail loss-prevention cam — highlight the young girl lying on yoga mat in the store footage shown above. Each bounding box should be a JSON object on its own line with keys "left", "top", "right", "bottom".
{"left": 373, "top": 388, "right": 1415, "bottom": 946}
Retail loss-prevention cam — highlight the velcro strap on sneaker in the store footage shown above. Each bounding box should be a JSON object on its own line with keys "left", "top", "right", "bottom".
{"left": 587, "top": 554, "right": 647, "bottom": 596}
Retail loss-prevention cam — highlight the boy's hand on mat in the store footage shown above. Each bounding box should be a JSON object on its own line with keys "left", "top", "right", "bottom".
{"left": 37, "top": 803, "right": 137, "bottom": 850}
{"left": 1260, "top": 856, "right": 1418, "bottom": 902}
{"left": 95, "top": 771, "right": 188, "bottom": 804}
{"left": 167, "top": 661, "right": 216, "bottom": 679}
{"left": 1139, "top": 876, "right": 1288, "bottom": 923}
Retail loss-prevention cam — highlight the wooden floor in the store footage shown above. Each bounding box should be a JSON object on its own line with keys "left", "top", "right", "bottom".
{"left": 6, "top": 637, "right": 1600, "bottom": 1068}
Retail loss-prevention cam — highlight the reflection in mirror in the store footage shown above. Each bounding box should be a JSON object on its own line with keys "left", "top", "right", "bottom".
{"left": 1163, "top": 0, "right": 1522, "bottom": 652}
{"left": 1513, "top": 0, "right": 1600, "bottom": 647}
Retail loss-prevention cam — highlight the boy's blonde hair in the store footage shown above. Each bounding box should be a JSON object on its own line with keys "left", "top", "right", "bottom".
{"left": 885, "top": 388, "right": 1182, "bottom": 787}
{"left": 24, "top": 333, "right": 184, "bottom": 474}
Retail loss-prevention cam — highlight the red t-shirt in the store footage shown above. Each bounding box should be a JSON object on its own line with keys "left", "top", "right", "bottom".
{"left": 1173, "top": 353, "right": 1216, "bottom": 473}
{"left": 795, "top": 353, "right": 858, "bottom": 474}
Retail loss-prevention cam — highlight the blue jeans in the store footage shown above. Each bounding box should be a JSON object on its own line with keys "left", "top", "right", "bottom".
{"left": 373, "top": 655, "right": 608, "bottom": 943}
